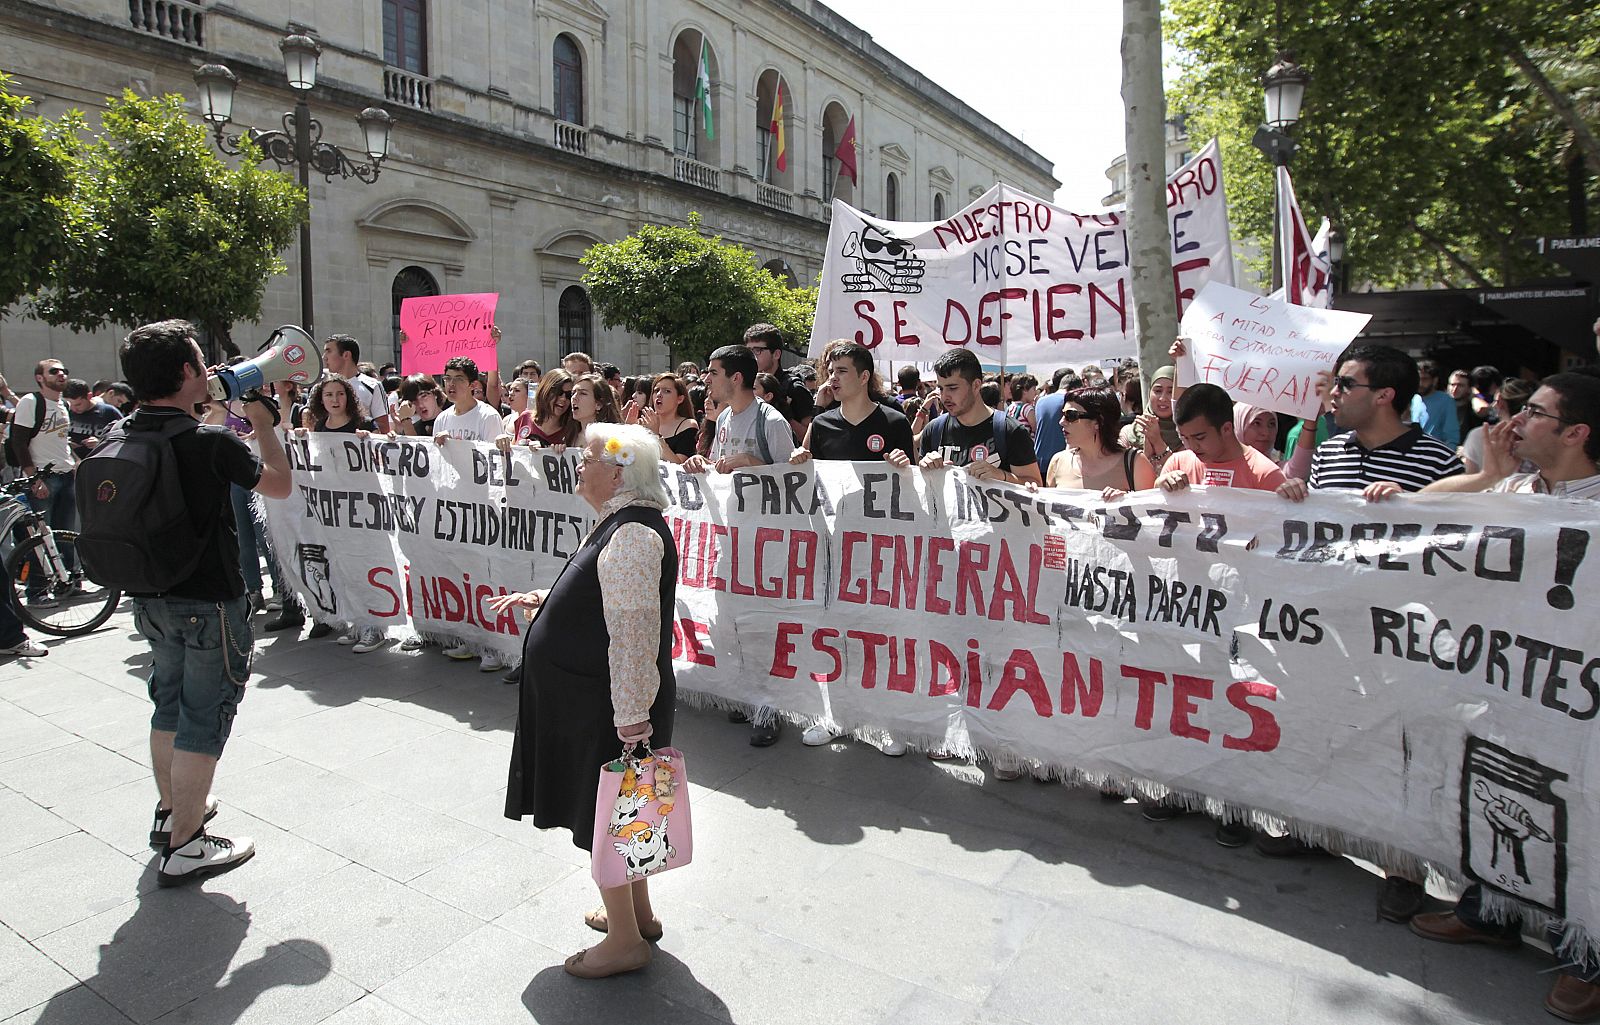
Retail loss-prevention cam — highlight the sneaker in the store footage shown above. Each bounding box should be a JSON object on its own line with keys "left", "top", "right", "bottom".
{"left": 400, "top": 635, "right": 427, "bottom": 651}
{"left": 801, "top": 723, "right": 842, "bottom": 746}
{"left": 307, "top": 622, "right": 334, "bottom": 639}
{"left": 351, "top": 630, "right": 386, "bottom": 654}
{"left": 880, "top": 736, "right": 907, "bottom": 757}
{"left": 248, "top": 590, "right": 266, "bottom": 614}
{"left": 158, "top": 831, "right": 255, "bottom": 888}
{"left": 1140, "top": 799, "right": 1187, "bottom": 822}
{"left": 726, "top": 709, "right": 751, "bottom": 724}
{"left": 26, "top": 594, "right": 58, "bottom": 609}
{"left": 749, "top": 722, "right": 781, "bottom": 747}
{"left": 442, "top": 643, "right": 475, "bottom": 661}
{"left": 480, "top": 652, "right": 508, "bottom": 672}
{"left": 501, "top": 668, "right": 521, "bottom": 686}
{"left": 336, "top": 629, "right": 360, "bottom": 645}
{"left": 926, "top": 749, "right": 962, "bottom": 762}
{"left": 0, "top": 639, "right": 47, "bottom": 658}
{"left": 993, "top": 766, "right": 1025, "bottom": 782}
{"left": 262, "top": 610, "right": 304, "bottom": 632}
{"left": 264, "top": 595, "right": 284, "bottom": 612}
{"left": 149, "top": 795, "right": 219, "bottom": 850}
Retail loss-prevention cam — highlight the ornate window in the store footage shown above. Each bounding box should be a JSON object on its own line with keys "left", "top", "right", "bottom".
{"left": 885, "top": 173, "right": 899, "bottom": 220}
{"left": 383, "top": 0, "right": 426, "bottom": 74}
{"left": 554, "top": 34, "right": 584, "bottom": 124}
{"left": 558, "top": 285, "right": 592, "bottom": 352}
{"left": 933, "top": 192, "right": 945, "bottom": 220}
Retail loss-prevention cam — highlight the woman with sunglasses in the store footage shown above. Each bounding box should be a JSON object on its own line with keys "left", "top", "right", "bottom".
{"left": 1045, "top": 387, "right": 1155, "bottom": 494}
{"left": 519, "top": 369, "right": 576, "bottom": 447}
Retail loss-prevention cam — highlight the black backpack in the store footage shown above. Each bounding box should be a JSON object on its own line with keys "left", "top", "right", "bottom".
{"left": 74, "top": 415, "right": 210, "bottom": 593}
{"left": 3, "top": 393, "right": 47, "bottom": 469}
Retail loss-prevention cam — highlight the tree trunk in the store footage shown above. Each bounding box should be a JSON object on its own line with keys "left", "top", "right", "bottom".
{"left": 1500, "top": 40, "right": 1600, "bottom": 178}
{"left": 1411, "top": 220, "right": 1494, "bottom": 287}
{"left": 1121, "top": 0, "right": 1178, "bottom": 392}
{"left": 206, "top": 317, "right": 240, "bottom": 361}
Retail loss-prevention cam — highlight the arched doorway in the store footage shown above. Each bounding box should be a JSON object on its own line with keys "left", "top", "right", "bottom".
{"left": 671, "top": 29, "right": 721, "bottom": 167}
{"left": 762, "top": 259, "right": 799, "bottom": 288}
{"left": 392, "top": 265, "right": 439, "bottom": 364}
{"left": 754, "top": 68, "right": 793, "bottom": 191}
{"left": 820, "top": 101, "right": 855, "bottom": 205}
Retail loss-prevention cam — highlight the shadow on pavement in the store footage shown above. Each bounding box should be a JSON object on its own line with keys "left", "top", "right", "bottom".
{"left": 522, "top": 948, "right": 733, "bottom": 1025}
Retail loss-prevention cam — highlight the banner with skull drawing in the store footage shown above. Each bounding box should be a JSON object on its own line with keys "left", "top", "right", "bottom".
{"left": 264, "top": 435, "right": 1600, "bottom": 955}
{"left": 809, "top": 139, "right": 1236, "bottom": 371}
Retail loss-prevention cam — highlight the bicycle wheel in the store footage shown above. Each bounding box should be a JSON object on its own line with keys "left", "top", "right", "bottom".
{"left": 6, "top": 530, "right": 123, "bottom": 636}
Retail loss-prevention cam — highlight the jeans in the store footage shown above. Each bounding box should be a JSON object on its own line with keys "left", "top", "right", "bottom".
{"left": 25, "top": 472, "right": 76, "bottom": 596}
{"left": 133, "top": 595, "right": 252, "bottom": 758}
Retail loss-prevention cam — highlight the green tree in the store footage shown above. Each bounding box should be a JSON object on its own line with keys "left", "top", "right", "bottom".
{"left": 581, "top": 212, "right": 816, "bottom": 365}
{"left": 0, "top": 73, "right": 75, "bottom": 310}
{"left": 1165, "top": 1, "right": 1597, "bottom": 289}
{"left": 32, "top": 90, "right": 306, "bottom": 357}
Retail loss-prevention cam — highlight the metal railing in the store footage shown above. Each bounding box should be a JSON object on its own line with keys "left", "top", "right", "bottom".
{"left": 128, "top": 0, "right": 204, "bottom": 45}
{"left": 554, "top": 120, "right": 588, "bottom": 155}
{"left": 383, "top": 67, "right": 433, "bottom": 112}
{"left": 673, "top": 155, "right": 720, "bottom": 191}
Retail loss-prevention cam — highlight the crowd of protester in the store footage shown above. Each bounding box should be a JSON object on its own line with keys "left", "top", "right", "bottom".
{"left": 5, "top": 315, "right": 1600, "bottom": 1018}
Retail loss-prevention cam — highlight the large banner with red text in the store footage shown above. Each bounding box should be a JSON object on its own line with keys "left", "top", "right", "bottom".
{"left": 264, "top": 433, "right": 1600, "bottom": 951}
{"left": 808, "top": 139, "right": 1236, "bottom": 370}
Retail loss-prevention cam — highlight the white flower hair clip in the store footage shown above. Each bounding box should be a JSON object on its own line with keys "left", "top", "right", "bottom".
{"left": 602, "top": 436, "right": 636, "bottom": 467}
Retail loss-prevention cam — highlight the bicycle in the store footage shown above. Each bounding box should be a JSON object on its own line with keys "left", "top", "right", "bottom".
{"left": 1, "top": 469, "right": 122, "bottom": 636}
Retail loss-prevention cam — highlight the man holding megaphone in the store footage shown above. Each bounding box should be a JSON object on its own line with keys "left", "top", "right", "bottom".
{"left": 78, "top": 319, "right": 295, "bottom": 888}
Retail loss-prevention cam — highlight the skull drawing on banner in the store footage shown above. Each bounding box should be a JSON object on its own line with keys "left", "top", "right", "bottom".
{"left": 613, "top": 815, "right": 675, "bottom": 878}
{"left": 841, "top": 221, "right": 925, "bottom": 294}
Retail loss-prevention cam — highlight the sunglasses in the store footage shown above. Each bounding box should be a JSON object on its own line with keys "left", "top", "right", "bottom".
{"left": 1060, "top": 410, "right": 1093, "bottom": 424}
{"left": 1330, "top": 376, "right": 1378, "bottom": 393}
{"left": 559, "top": 389, "right": 573, "bottom": 398}
{"left": 46, "top": 367, "right": 69, "bottom": 375}
{"left": 862, "top": 238, "right": 910, "bottom": 257}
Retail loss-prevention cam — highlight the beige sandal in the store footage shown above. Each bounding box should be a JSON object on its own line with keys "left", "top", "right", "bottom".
{"left": 583, "top": 907, "right": 664, "bottom": 942}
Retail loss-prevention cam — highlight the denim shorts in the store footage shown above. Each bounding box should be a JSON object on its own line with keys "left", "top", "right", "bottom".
{"left": 134, "top": 595, "right": 253, "bottom": 758}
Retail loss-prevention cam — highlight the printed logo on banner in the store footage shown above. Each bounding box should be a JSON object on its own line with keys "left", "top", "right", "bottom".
{"left": 1460, "top": 737, "right": 1568, "bottom": 915}
{"left": 841, "top": 222, "right": 925, "bottom": 294}
{"left": 866, "top": 434, "right": 885, "bottom": 453}
{"left": 1043, "top": 534, "right": 1067, "bottom": 570}
{"left": 296, "top": 543, "right": 339, "bottom": 617}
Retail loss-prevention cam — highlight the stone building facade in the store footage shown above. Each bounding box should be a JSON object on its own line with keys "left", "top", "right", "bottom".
{"left": 0, "top": 0, "right": 1056, "bottom": 382}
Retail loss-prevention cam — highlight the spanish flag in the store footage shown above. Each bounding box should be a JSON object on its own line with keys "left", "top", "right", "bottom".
{"left": 770, "top": 83, "right": 787, "bottom": 173}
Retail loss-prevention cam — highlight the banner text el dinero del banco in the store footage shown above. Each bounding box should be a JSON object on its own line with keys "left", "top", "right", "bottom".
{"left": 266, "top": 434, "right": 1600, "bottom": 946}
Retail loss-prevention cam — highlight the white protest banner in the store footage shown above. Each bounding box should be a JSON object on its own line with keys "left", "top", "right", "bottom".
{"left": 265, "top": 435, "right": 1600, "bottom": 953}
{"left": 1176, "top": 281, "right": 1372, "bottom": 421}
{"left": 810, "top": 139, "right": 1235, "bottom": 372}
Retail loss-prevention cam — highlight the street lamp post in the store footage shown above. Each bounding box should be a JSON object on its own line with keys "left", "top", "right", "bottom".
{"left": 1250, "top": 50, "right": 1310, "bottom": 293}
{"left": 1327, "top": 224, "right": 1346, "bottom": 296}
{"left": 194, "top": 35, "right": 394, "bottom": 337}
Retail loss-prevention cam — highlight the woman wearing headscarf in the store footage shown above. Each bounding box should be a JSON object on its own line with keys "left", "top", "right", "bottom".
{"left": 494, "top": 423, "right": 677, "bottom": 979}
{"left": 1118, "top": 364, "right": 1183, "bottom": 468}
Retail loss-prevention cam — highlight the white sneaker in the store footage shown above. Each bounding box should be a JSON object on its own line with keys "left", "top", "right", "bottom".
{"left": 351, "top": 629, "right": 386, "bottom": 654}
{"left": 158, "top": 831, "right": 255, "bottom": 887}
{"left": 150, "top": 794, "right": 219, "bottom": 850}
{"left": 442, "top": 644, "right": 475, "bottom": 661}
{"left": 802, "top": 723, "right": 843, "bottom": 746}
{"left": 336, "top": 629, "right": 360, "bottom": 645}
{"left": 479, "top": 653, "right": 508, "bottom": 672}
{"left": 0, "top": 639, "right": 47, "bottom": 658}
{"left": 399, "top": 635, "right": 427, "bottom": 651}
{"left": 880, "top": 735, "right": 908, "bottom": 757}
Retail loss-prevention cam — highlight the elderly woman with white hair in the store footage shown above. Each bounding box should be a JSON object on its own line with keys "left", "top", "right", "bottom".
{"left": 493, "top": 422, "right": 677, "bottom": 979}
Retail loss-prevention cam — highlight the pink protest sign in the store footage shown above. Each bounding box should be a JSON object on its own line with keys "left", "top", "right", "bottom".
{"left": 399, "top": 293, "right": 500, "bottom": 374}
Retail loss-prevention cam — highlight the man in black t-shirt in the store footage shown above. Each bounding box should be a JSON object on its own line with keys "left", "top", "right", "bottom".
{"left": 789, "top": 342, "right": 914, "bottom": 756}
{"left": 116, "top": 320, "right": 293, "bottom": 889}
{"left": 62, "top": 378, "right": 123, "bottom": 459}
{"left": 909, "top": 348, "right": 1041, "bottom": 485}
{"left": 792, "top": 342, "right": 915, "bottom": 464}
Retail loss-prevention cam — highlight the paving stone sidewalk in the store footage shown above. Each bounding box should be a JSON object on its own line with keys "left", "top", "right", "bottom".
{"left": 0, "top": 607, "right": 1560, "bottom": 1024}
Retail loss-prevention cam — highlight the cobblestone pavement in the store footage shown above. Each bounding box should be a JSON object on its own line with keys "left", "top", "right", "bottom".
{"left": 0, "top": 607, "right": 1559, "bottom": 1024}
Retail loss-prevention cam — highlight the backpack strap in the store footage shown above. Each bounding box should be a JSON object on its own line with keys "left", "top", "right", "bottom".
{"left": 991, "top": 408, "right": 1008, "bottom": 464}
{"left": 1122, "top": 446, "right": 1137, "bottom": 489}
{"left": 751, "top": 397, "right": 774, "bottom": 465}
{"left": 927, "top": 413, "right": 950, "bottom": 453}
{"left": 30, "top": 392, "right": 46, "bottom": 432}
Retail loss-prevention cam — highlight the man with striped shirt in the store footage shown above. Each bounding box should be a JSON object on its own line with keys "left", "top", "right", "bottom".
{"left": 1277, "top": 344, "right": 1463, "bottom": 504}
{"left": 1271, "top": 344, "right": 1462, "bottom": 893}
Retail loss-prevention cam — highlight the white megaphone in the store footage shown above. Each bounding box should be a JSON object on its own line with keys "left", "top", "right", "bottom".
{"left": 208, "top": 325, "right": 320, "bottom": 402}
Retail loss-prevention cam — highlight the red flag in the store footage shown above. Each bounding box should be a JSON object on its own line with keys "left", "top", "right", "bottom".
{"left": 1275, "top": 166, "right": 1332, "bottom": 308}
{"left": 834, "top": 116, "right": 858, "bottom": 186}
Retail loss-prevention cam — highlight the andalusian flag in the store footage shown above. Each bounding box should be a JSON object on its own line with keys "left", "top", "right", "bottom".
{"left": 770, "top": 83, "right": 787, "bottom": 172}
{"left": 695, "top": 39, "right": 714, "bottom": 140}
